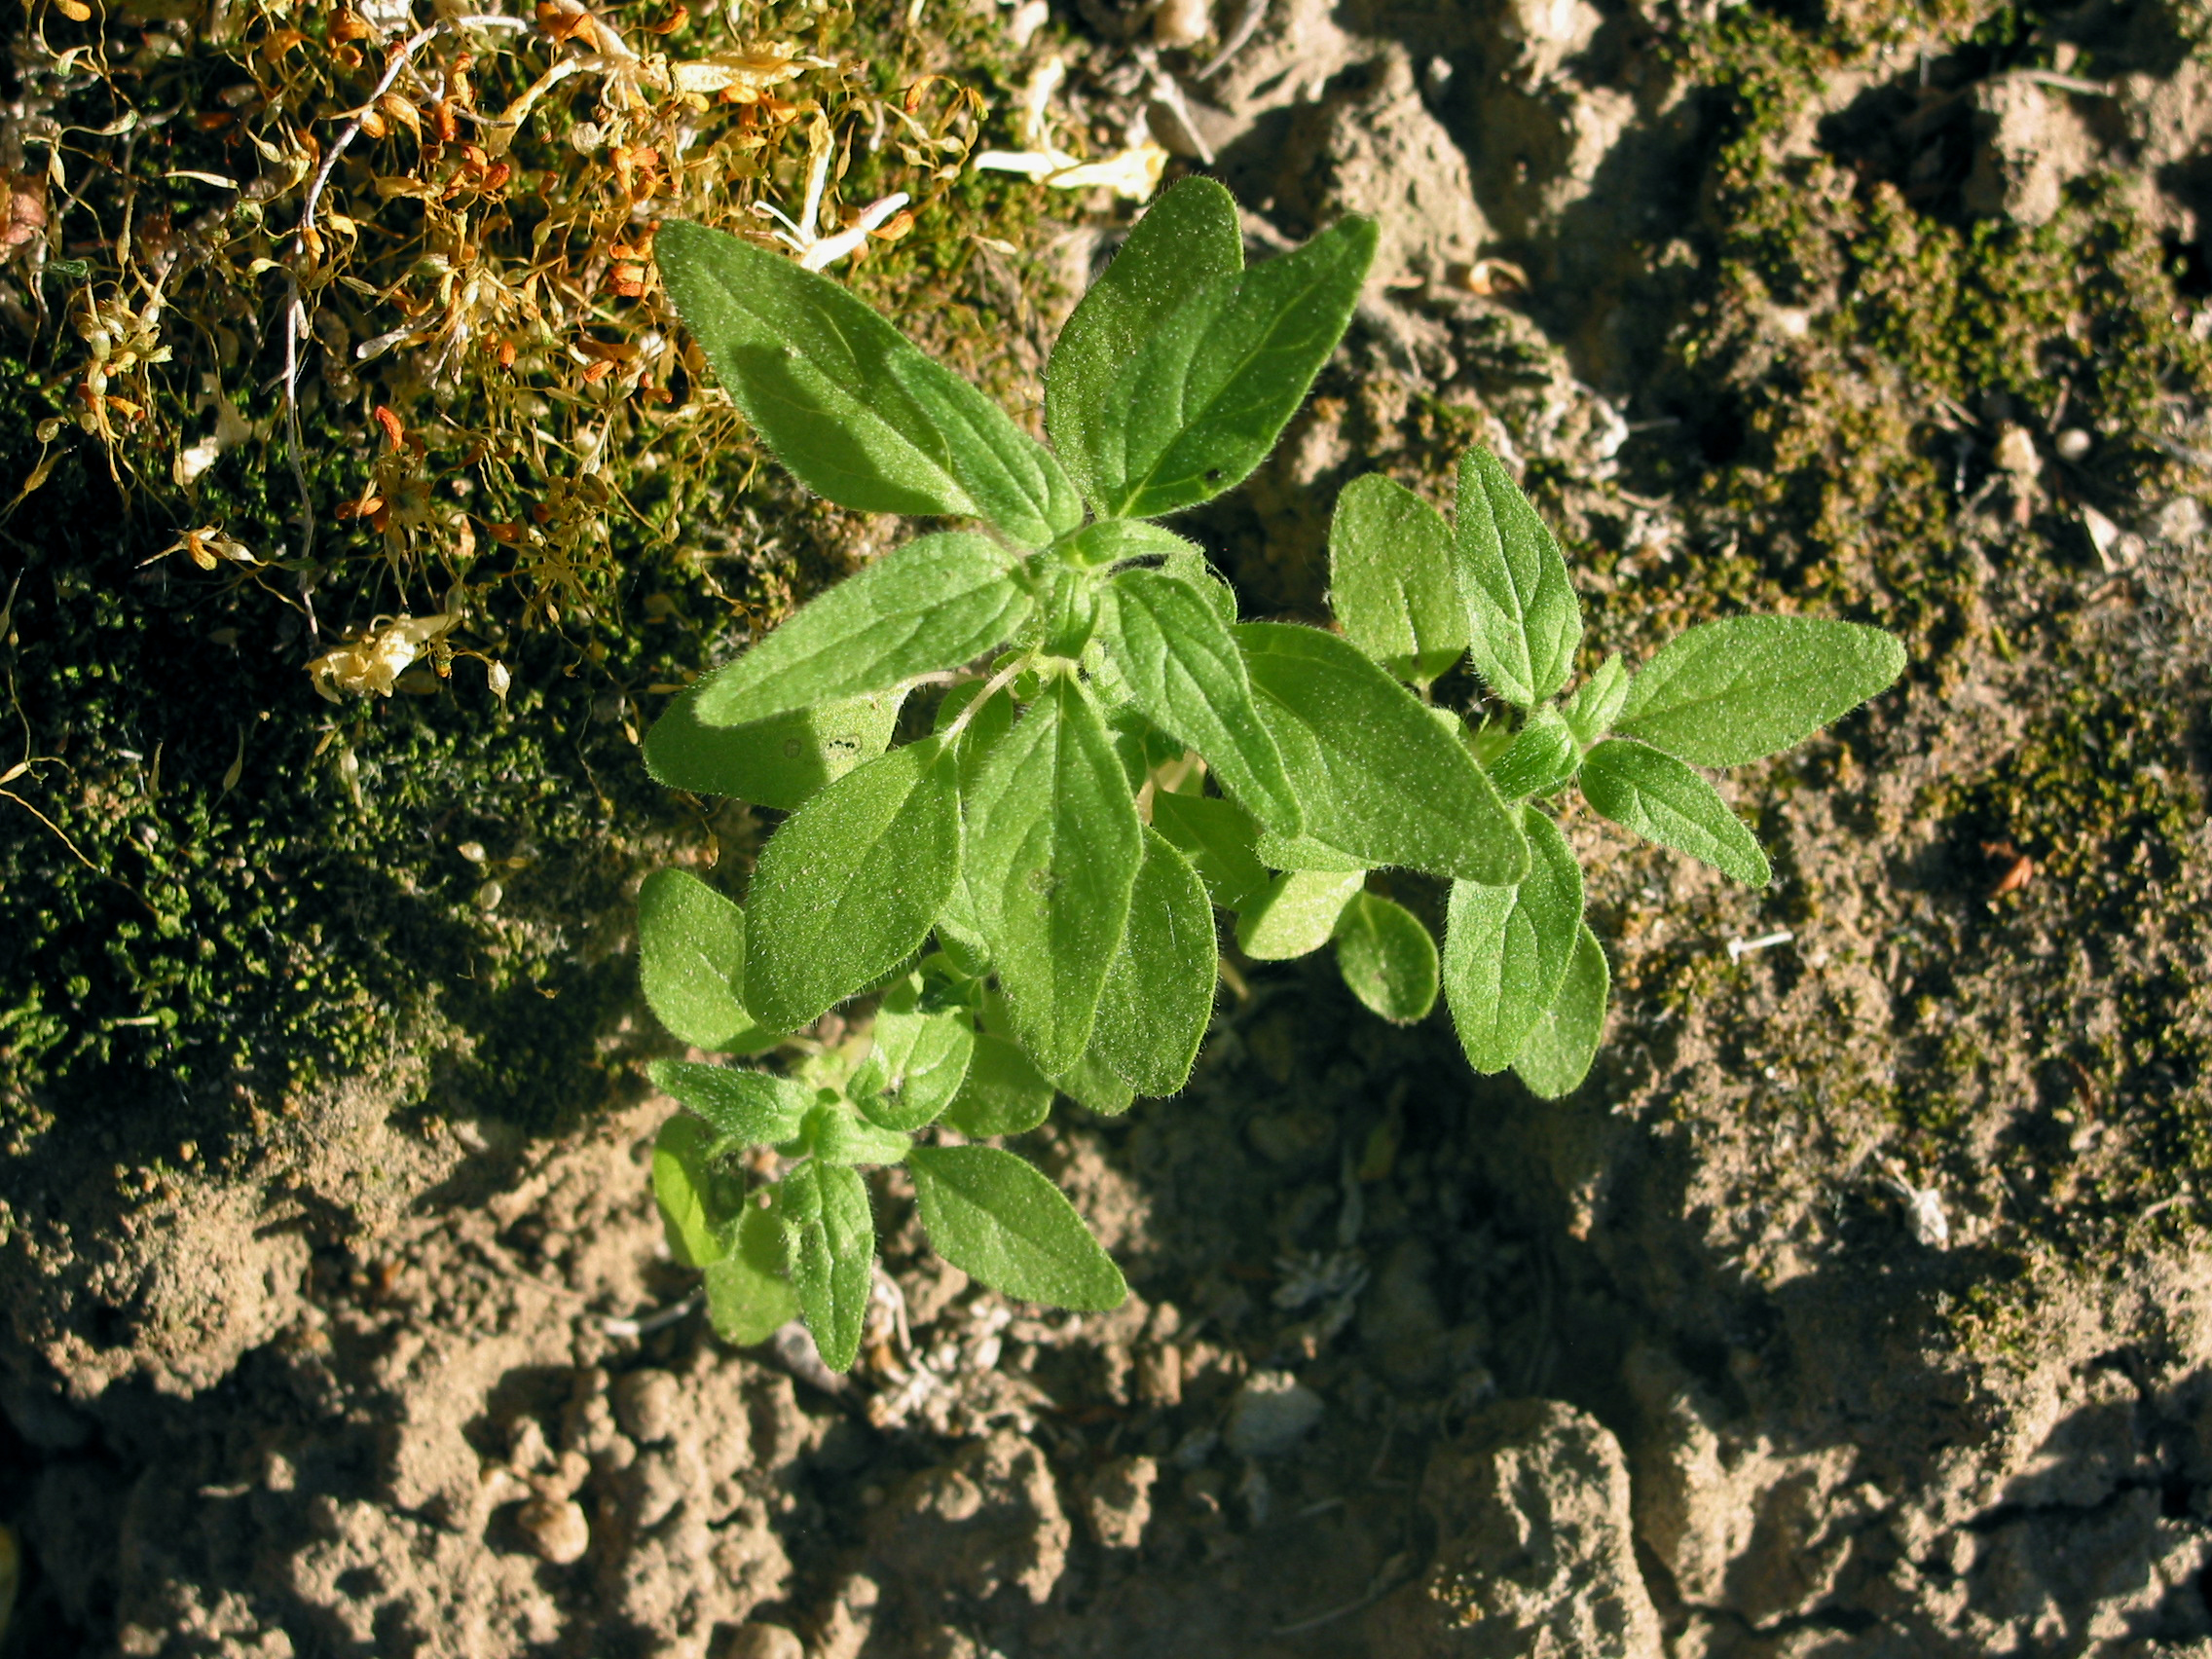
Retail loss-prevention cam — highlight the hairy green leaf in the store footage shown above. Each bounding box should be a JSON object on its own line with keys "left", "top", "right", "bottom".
{"left": 1047, "top": 176, "right": 1246, "bottom": 515}
{"left": 746, "top": 740, "right": 962, "bottom": 1031}
{"left": 645, "top": 686, "right": 903, "bottom": 811}
{"left": 1333, "top": 890, "right": 1439, "bottom": 1023}
{"left": 1443, "top": 807, "right": 1585, "bottom": 1073}
{"left": 1091, "top": 829, "right": 1216, "bottom": 1096}
{"left": 1512, "top": 921, "right": 1609, "bottom": 1099}
{"left": 1236, "top": 867, "right": 1366, "bottom": 960}
{"left": 966, "top": 678, "right": 1144, "bottom": 1073}
{"left": 805, "top": 1101, "right": 913, "bottom": 1167}
{"left": 1328, "top": 473, "right": 1466, "bottom": 683}
{"left": 1100, "top": 569, "right": 1299, "bottom": 830}
{"left": 637, "top": 869, "right": 781, "bottom": 1054}
{"left": 650, "top": 1059, "right": 812, "bottom": 1145}
{"left": 1486, "top": 707, "right": 1581, "bottom": 801}
{"left": 1613, "top": 615, "right": 1906, "bottom": 766}
{"left": 1561, "top": 654, "right": 1629, "bottom": 749}
{"left": 1150, "top": 790, "right": 1272, "bottom": 910}
{"left": 704, "top": 1210, "right": 801, "bottom": 1346}
{"left": 652, "top": 1113, "right": 736, "bottom": 1269}
{"left": 1054, "top": 1048, "right": 1139, "bottom": 1117}
{"left": 1579, "top": 740, "right": 1772, "bottom": 886}
{"left": 781, "top": 1160, "right": 874, "bottom": 1373}
{"left": 1238, "top": 622, "right": 1527, "bottom": 883}
{"left": 1454, "top": 448, "right": 1581, "bottom": 707}
{"left": 695, "top": 533, "right": 1030, "bottom": 727}
{"left": 1096, "top": 217, "right": 1379, "bottom": 519}
{"left": 658, "top": 220, "right": 1080, "bottom": 543}
{"left": 1252, "top": 829, "right": 1370, "bottom": 872}
{"left": 944, "top": 1032, "right": 1056, "bottom": 1137}
{"left": 851, "top": 977, "right": 976, "bottom": 1132}
{"left": 907, "top": 1145, "right": 1126, "bottom": 1310}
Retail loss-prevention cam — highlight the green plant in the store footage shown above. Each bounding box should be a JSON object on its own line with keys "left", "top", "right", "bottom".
{"left": 635, "top": 177, "right": 1905, "bottom": 1368}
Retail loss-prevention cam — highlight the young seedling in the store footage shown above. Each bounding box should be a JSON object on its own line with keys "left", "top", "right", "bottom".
{"left": 636, "top": 178, "right": 1904, "bottom": 1367}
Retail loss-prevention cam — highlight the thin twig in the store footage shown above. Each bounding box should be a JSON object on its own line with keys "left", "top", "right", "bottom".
{"left": 1198, "top": 0, "right": 1268, "bottom": 81}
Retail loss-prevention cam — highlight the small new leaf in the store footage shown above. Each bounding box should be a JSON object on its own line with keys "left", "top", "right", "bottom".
{"left": 851, "top": 982, "right": 976, "bottom": 1132}
{"left": 1579, "top": 739, "right": 1772, "bottom": 886}
{"left": 804, "top": 1102, "right": 913, "bottom": 1168}
{"left": 1454, "top": 448, "right": 1582, "bottom": 708}
{"left": 746, "top": 740, "right": 963, "bottom": 1031}
{"left": 907, "top": 1145, "right": 1126, "bottom": 1310}
{"left": 1333, "top": 890, "right": 1439, "bottom": 1023}
{"left": 1561, "top": 654, "right": 1629, "bottom": 750}
{"left": 1089, "top": 829, "right": 1216, "bottom": 1096}
{"left": 1486, "top": 707, "right": 1581, "bottom": 801}
{"left": 1328, "top": 473, "right": 1466, "bottom": 683}
{"left": 694, "top": 533, "right": 1030, "bottom": 728}
{"left": 1443, "top": 807, "right": 1585, "bottom": 1073}
{"left": 1511, "top": 921, "right": 1609, "bottom": 1099}
{"left": 1613, "top": 615, "right": 1906, "bottom": 766}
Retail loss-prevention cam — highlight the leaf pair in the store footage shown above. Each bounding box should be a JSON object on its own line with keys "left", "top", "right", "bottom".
{"left": 1048, "top": 178, "right": 1378, "bottom": 521}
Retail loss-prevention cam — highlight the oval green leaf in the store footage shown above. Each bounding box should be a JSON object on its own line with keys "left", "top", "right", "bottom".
{"left": 645, "top": 686, "right": 903, "bottom": 811}
{"left": 652, "top": 1113, "right": 737, "bottom": 1269}
{"left": 1328, "top": 473, "right": 1466, "bottom": 683}
{"left": 907, "top": 1145, "right": 1126, "bottom": 1311}
{"left": 781, "top": 1160, "right": 875, "bottom": 1373}
{"left": 1238, "top": 621, "right": 1527, "bottom": 884}
{"left": 1454, "top": 448, "right": 1581, "bottom": 708}
{"left": 1046, "top": 176, "right": 1245, "bottom": 515}
{"left": 1333, "top": 890, "right": 1439, "bottom": 1024}
{"left": 694, "top": 532, "right": 1030, "bottom": 728}
{"left": 638, "top": 868, "right": 782, "bottom": 1053}
{"left": 1612, "top": 615, "right": 1906, "bottom": 767}
{"left": 965, "top": 679, "right": 1144, "bottom": 1074}
{"left": 1090, "top": 828, "right": 1217, "bottom": 1096}
{"left": 658, "top": 220, "right": 1081, "bottom": 544}
{"left": 648, "top": 1058, "right": 813, "bottom": 1145}
{"left": 1578, "top": 739, "right": 1772, "bottom": 886}
{"left": 1099, "top": 568, "right": 1299, "bottom": 831}
{"left": 1102, "top": 216, "right": 1380, "bottom": 520}
{"left": 1511, "top": 921, "right": 1609, "bottom": 1100}
{"left": 1443, "top": 807, "right": 1585, "bottom": 1073}
{"left": 745, "top": 740, "right": 963, "bottom": 1032}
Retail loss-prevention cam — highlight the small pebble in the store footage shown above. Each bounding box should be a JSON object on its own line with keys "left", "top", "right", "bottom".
{"left": 723, "top": 1624, "right": 805, "bottom": 1659}
{"left": 2055, "top": 427, "right": 2092, "bottom": 461}
{"left": 516, "top": 1495, "right": 590, "bottom": 1565}
{"left": 1152, "top": 0, "right": 1209, "bottom": 45}
{"left": 612, "top": 1368, "right": 682, "bottom": 1445}
{"left": 1135, "top": 1346, "right": 1183, "bottom": 1408}
{"left": 1226, "top": 1370, "right": 1324, "bottom": 1457}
